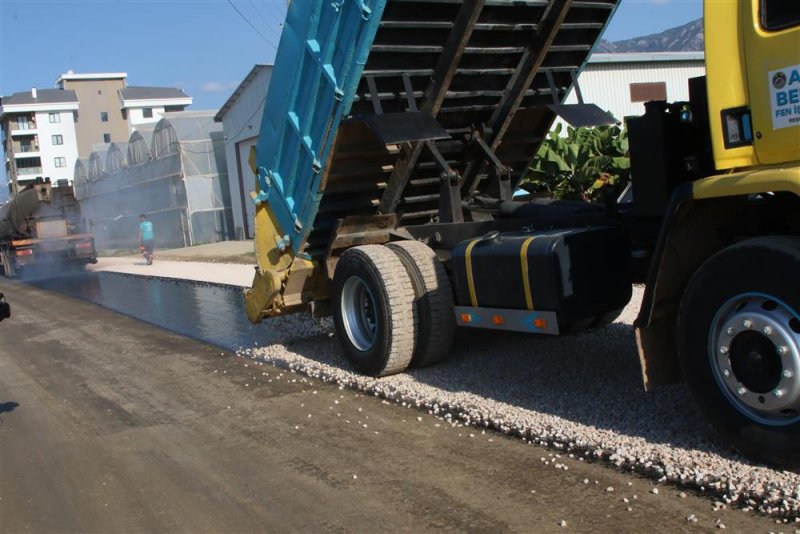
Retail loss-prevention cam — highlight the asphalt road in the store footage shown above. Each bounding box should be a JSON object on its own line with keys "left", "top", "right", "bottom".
{"left": 0, "top": 279, "right": 780, "bottom": 532}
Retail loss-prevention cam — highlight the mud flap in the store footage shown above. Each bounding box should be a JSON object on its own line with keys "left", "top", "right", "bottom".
{"left": 244, "top": 269, "right": 283, "bottom": 324}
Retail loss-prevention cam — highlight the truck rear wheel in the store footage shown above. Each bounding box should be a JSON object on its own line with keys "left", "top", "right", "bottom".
{"left": 0, "top": 251, "right": 15, "bottom": 278}
{"left": 678, "top": 236, "right": 800, "bottom": 467}
{"left": 387, "top": 240, "right": 455, "bottom": 368}
{"left": 332, "top": 245, "right": 417, "bottom": 376}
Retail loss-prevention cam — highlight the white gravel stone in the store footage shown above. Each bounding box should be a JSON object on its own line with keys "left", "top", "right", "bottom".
{"left": 237, "top": 285, "right": 800, "bottom": 517}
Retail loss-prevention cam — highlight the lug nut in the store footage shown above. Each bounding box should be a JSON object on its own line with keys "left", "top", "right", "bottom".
{"left": 774, "top": 390, "right": 785, "bottom": 399}
{"left": 743, "top": 320, "right": 753, "bottom": 329}
{"left": 778, "top": 346, "right": 789, "bottom": 356}
{"left": 783, "top": 370, "right": 793, "bottom": 379}
{"left": 762, "top": 326, "right": 773, "bottom": 336}
{"left": 723, "top": 369, "right": 730, "bottom": 377}
{"left": 726, "top": 326, "right": 735, "bottom": 335}
{"left": 737, "top": 386, "right": 747, "bottom": 396}
{"left": 719, "top": 346, "right": 729, "bottom": 355}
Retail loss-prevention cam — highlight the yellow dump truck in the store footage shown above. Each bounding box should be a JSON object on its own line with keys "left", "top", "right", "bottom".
{"left": 244, "top": 0, "right": 800, "bottom": 466}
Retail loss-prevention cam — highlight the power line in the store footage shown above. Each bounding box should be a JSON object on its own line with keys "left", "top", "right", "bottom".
{"left": 247, "top": 0, "right": 273, "bottom": 28}
{"left": 227, "top": 0, "right": 279, "bottom": 50}
{"left": 252, "top": 1, "right": 285, "bottom": 43}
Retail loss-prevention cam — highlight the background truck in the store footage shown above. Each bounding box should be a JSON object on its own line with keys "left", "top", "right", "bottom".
{"left": 244, "top": 0, "right": 800, "bottom": 466}
{"left": 0, "top": 178, "right": 97, "bottom": 278}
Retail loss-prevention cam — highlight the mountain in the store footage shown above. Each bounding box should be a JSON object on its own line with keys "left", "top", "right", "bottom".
{"left": 596, "top": 18, "right": 704, "bottom": 53}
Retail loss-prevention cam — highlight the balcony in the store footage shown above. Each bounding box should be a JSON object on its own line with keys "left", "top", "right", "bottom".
{"left": 10, "top": 116, "right": 38, "bottom": 135}
{"left": 17, "top": 167, "right": 43, "bottom": 175}
{"left": 13, "top": 142, "right": 40, "bottom": 154}
{"left": 10, "top": 125, "right": 38, "bottom": 136}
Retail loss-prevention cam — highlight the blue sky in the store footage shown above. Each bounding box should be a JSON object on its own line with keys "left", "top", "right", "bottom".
{"left": 0, "top": 0, "right": 703, "bottom": 198}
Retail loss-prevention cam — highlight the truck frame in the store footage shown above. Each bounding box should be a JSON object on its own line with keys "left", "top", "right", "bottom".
{"left": 243, "top": 0, "right": 800, "bottom": 466}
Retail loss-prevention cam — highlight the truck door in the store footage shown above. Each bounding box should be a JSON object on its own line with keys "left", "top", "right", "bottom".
{"left": 742, "top": 0, "right": 800, "bottom": 165}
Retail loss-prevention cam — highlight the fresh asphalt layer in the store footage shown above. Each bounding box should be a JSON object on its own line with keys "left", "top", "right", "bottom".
{"left": 0, "top": 279, "right": 781, "bottom": 532}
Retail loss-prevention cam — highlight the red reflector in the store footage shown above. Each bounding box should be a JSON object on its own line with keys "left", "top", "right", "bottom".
{"left": 15, "top": 249, "right": 33, "bottom": 256}
{"left": 75, "top": 241, "right": 93, "bottom": 249}
{"left": 491, "top": 315, "right": 505, "bottom": 326}
{"left": 459, "top": 313, "right": 472, "bottom": 323}
{"left": 533, "top": 318, "right": 547, "bottom": 329}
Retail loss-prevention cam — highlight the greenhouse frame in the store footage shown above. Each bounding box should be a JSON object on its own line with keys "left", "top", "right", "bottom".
{"left": 74, "top": 111, "right": 233, "bottom": 250}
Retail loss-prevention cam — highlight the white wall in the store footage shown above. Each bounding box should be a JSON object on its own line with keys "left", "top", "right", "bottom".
{"left": 128, "top": 106, "right": 167, "bottom": 127}
{"left": 32, "top": 109, "right": 79, "bottom": 184}
{"left": 219, "top": 66, "right": 272, "bottom": 239}
{"left": 235, "top": 137, "right": 258, "bottom": 238}
{"left": 554, "top": 58, "right": 706, "bottom": 131}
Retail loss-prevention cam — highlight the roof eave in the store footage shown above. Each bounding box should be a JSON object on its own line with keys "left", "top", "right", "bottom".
{"left": 0, "top": 101, "right": 80, "bottom": 120}
{"left": 120, "top": 97, "right": 193, "bottom": 109}
{"left": 214, "top": 64, "right": 270, "bottom": 122}
{"left": 588, "top": 51, "right": 705, "bottom": 64}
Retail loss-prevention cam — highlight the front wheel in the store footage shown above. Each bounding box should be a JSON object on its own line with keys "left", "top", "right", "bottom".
{"left": 678, "top": 236, "right": 800, "bottom": 467}
{"left": 331, "top": 245, "right": 417, "bottom": 377}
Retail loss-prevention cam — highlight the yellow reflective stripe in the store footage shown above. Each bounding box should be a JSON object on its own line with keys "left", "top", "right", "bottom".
{"left": 520, "top": 236, "right": 536, "bottom": 310}
{"left": 465, "top": 239, "right": 479, "bottom": 307}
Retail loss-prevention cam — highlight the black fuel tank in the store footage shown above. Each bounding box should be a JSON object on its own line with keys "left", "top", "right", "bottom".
{"left": 451, "top": 227, "right": 632, "bottom": 330}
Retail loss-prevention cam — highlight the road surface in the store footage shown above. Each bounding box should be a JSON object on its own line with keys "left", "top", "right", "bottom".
{"left": 0, "top": 279, "right": 780, "bottom": 532}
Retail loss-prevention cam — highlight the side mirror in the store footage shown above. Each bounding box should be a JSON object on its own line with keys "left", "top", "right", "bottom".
{"left": 0, "top": 293, "right": 10, "bottom": 321}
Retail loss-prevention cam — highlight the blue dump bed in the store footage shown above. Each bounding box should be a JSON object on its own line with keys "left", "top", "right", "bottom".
{"left": 255, "top": 0, "right": 619, "bottom": 259}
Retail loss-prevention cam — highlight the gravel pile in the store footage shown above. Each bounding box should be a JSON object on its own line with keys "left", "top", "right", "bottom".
{"left": 238, "top": 286, "right": 800, "bottom": 518}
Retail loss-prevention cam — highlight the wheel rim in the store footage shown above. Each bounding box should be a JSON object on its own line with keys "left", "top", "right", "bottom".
{"left": 709, "top": 293, "right": 800, "bottom": 426}
{"left": 341, "top": 276, "right": 378, "bottom": 351}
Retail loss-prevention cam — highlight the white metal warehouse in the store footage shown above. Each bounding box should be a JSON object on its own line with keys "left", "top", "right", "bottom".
{"left": 557, "top": 51, "right": 706, "bottom": 127}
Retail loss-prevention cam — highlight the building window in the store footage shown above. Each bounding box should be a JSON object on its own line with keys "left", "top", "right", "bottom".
{"left": 103, "top": 133, "right": 111, "bottom": 143}
{"left": 19, "top": 138, "right": 34, "bottom": 152}
{"left": 49, "top": 112, "right": 60, "bottom": 123}
{"left": 17, "top": 116, "right": 29, "bottom": 130}
{"left": 100, "top": 111, "right": 109, "bottom": 122}
{"left": 52, "top": 134, "right": 63, "bottom": 145}
{"left": 630, "top": 82, "right": 667, "bottom": 103}
{"left": 142, "top": 108, "right": 154, "bottom": 118}
{"left": 54, "top": 157, "right": 66, "bottom": 168}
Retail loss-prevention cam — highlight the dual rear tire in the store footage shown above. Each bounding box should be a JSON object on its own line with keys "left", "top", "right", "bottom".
{"left": 331, "top": 241, "right": 455, "bottom": 377}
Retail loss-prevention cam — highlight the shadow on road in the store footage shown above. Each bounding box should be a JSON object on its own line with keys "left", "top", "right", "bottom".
{"left": 0, "top": 401, "right": 20, "bottom": 414}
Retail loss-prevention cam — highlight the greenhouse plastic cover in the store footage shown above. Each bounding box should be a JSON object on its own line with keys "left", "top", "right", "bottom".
{"left": 74, "top": 111, "right": 233, "bottom": 249}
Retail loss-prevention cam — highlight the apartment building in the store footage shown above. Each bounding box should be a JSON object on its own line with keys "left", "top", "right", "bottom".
{"left": 1, "top": 72, "right": 194, "bottom": 196}
{"left": 56, "top": 72, "right": 129, "bottom": 158}
{"left": 0, "top": 88, "right": 80, "bottom": 195}
{"left": 56, "top": 71, "right": 193, "bottom": 158}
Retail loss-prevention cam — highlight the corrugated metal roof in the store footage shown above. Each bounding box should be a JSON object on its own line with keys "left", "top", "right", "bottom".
{"left": 588, "top": 52, "right": 704, "bottom": 64}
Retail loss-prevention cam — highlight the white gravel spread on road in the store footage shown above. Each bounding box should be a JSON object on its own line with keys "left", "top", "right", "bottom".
{"left": 237, "top": 286, "right": 800, "bottom": 518}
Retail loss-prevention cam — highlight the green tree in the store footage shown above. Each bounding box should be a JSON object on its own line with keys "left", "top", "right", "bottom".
{"left": 521, "top": 123, "right": 630, "bottom": 202}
